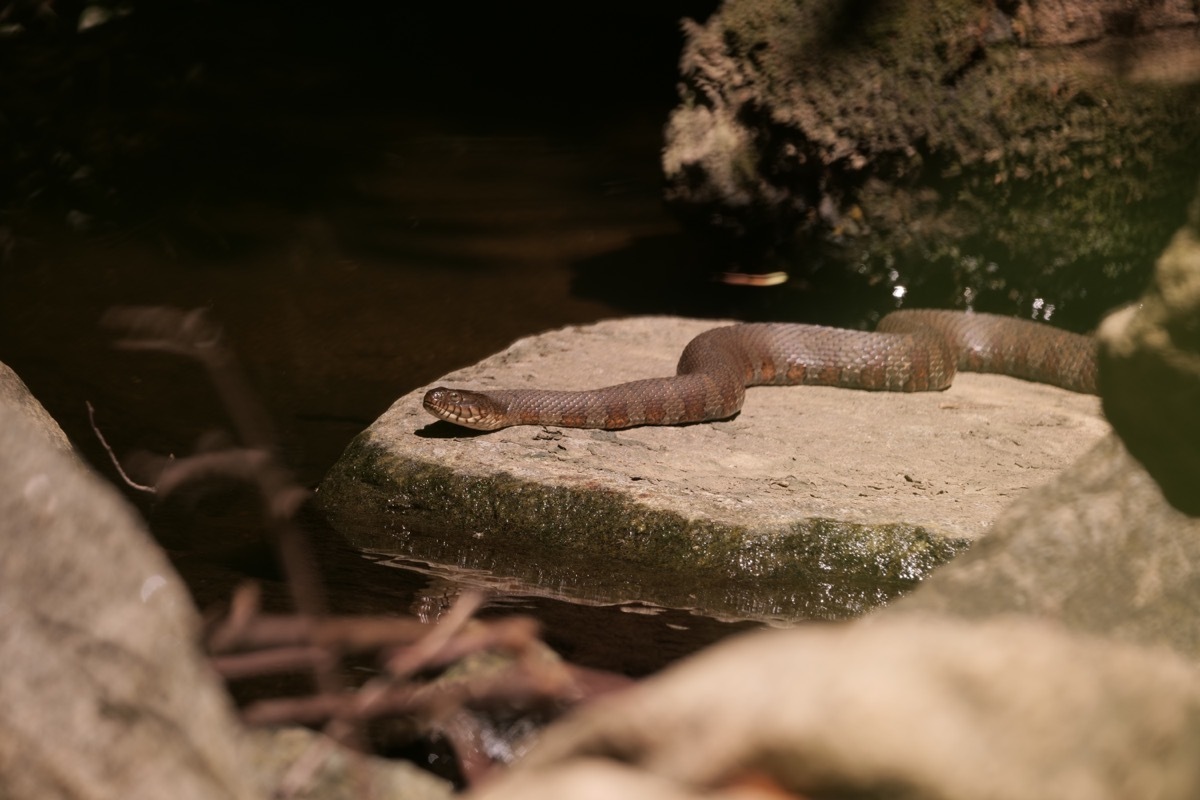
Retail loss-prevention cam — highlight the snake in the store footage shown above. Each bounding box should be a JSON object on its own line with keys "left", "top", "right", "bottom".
{"left": 422, "top": 310, "right": 1097, "bottom": 431}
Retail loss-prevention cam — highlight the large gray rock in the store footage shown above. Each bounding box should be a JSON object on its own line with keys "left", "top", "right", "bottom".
{"left": 470, "top": 616, "right": 1200, "bottom": 800}
{"left": 889, "top": 185, "right": 1200, "bottom": 658}
{"left": 887, "top": 433, "right": 1200, "bottom": 658}
{"left": 318, "top": 316, "right": 1105, "bottom": 622}
{"left": 1099, "top": 191, "right": 1200, "bottom": 515}
{"left": 0, "top": 362, "right": 261, "bottom": 800}
{"left": 0, "top": 361, "right": 72, "bottom": 454}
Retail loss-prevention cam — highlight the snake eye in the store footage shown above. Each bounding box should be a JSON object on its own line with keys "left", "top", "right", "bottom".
{"left": 423, "top": 387, "right": 452, "bottom": 409}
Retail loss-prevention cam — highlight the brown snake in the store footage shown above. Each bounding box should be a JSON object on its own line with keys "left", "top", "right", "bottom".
{"left": 422, "top": 310, "right": 1097, "bottom": 431}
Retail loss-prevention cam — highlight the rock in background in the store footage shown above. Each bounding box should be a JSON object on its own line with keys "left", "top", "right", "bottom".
{"left": 664, "top": 0, "right": 1200, "bottom": 323}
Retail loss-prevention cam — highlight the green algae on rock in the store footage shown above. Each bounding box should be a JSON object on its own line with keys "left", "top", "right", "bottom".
{"left": 319, "top": 441, "right": 968, "bottom": 622}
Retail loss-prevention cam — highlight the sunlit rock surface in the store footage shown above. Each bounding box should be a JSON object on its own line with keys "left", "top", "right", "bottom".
{"left": 318, "top": 316, "right": 1106, "bottom": 622}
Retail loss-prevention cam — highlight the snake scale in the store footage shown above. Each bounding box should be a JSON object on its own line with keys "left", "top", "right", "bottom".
{"left": 422, "top": 309, "right": 1097, "bottom": 431}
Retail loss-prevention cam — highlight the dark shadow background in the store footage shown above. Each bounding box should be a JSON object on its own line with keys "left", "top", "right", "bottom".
{"left": 2, "top": 0, "right": 785, "bottom": 680}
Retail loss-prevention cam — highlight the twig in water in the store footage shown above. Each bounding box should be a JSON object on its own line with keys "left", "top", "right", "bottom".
{"left": 102, "top": 306, "right": 277, "bottom": 450}
{"left": 105, "top": 305, "right": 613, "bottom": 793}
{"left": 103, "top": 305, "right": 362, "bottom": 795}
{"left": 85, "top": 400, "right": 157, "bottom": 493}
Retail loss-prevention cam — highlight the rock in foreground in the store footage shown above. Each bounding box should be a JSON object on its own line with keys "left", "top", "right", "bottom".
{"left": 468, "top": 615, "right": 1200, "bottom": 800}
{"left": 889, "top": 187, "right": 1200, "bottom": 659}
{"left": 318, "top": 316, "right": 1106, "bottom": 622}
{"left": 0, "top": 364, "right": 260, "bottom": 800}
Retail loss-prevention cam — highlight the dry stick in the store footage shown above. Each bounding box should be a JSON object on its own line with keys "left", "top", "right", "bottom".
{"left": 103, "top": 307, "right": 333, "bottom": 622}
{"left": 320, "top": 591, "right": 487, "bottom": 749}
{"left": 210, "top": 645, "right": 335, "bottom": 681}
{"left": 386, "top": 590, "right": 485, "bottom": 679}
{"left": 211, "top": 611, "right": 552, "bottom": 714}
{"left": 151, "top": 448, "right": 326, "bottom": 624}
{"left": 211, "top": 593, "right": 574, "bottom": 788}
{"left": 102, "top": 306, "right": 277, "bottom": 448}
{"left": 270, "top": 595, "right": 488, "bottom": 798}
{"left": 103, "top": 308, "right": 578, "bottom": 791}
{"left": 304, "top": 594, "right": 501, "bottom": 786}
{"left": 357, "top": 592, "right": 486, "bottom": 718}
{"left": 207, "top": 582, "right": 264, "bottom": 653}
{"left": 103, "top": 305, "right": 370, "bottom": 797}
{"left": 84, "top": 400, "right": 156, "bottom": 493}
{"left": 278, "top": 593, "right": 489, "bottom": 794}
{"left": 383, "top": 616, "right": 541, "bottom": 669}
{"left": 242, "top": 655, "right": 577, "bottom": 727}
{"left": 209, "top": 611, "right": 435, "bottom": 654}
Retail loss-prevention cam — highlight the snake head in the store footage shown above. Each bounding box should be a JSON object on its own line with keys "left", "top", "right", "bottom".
{"left": 422, "top": 387, "right": 508, "bottom": 431}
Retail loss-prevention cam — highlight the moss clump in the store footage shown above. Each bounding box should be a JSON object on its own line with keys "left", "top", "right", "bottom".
{"left": 666, "top": 0, "right": 1200, "bottom": 324}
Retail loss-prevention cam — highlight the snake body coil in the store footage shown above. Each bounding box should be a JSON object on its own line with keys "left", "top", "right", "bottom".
{"left": 422, "top": 310, "right": 1097, "bottom": 431}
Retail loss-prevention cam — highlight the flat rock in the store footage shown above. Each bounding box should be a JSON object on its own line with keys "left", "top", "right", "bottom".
{"left": 318, "top": 316, "right": 1108, "bottom": 622}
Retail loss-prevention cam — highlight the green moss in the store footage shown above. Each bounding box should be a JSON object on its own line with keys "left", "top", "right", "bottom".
{"left": 672, "top": 0, "right": 1200, "bottom": 320}
{"left": 318, "top": 432, "right": 970, "bottom": 622}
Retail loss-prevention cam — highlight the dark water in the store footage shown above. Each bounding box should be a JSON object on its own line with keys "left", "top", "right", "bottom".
{"left": 6, "top": 0, "right": 945, "bottom": 679}
{"left": 0, "top": 113, "right": 767, "bottom": 674}
{"left": 2, "top": 0, "right": 780, "bottom": 674}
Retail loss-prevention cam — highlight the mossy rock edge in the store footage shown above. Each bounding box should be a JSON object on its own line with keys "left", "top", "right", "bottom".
{"left": 318, "top": 431, "right": 970, "bottom": 623}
